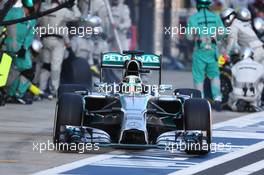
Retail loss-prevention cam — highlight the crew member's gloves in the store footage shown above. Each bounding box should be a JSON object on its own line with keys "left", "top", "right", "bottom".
{"left": 17, "top": 47, "right": 26, "bottom": 58}
{"left": 90, "top": 65, "right": 100, "bottom": 75}
{"left": 218, "top": 54, "right": 229, "bottom": 67}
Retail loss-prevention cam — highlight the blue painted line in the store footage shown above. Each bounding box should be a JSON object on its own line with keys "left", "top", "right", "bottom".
{"left": 59, "top": 137, "right": 264, "bottom": 175}
{"left": 32, "top": 112, "right": 264, "bottom": 175}
{"left": 212, "top": 137, "right": 262, "bottom": 146}
{"left": 215, "top": 120, "right": 264, "bottom": 133}
{"left": 62, "top": 166, "right": 175, "bottom": 175}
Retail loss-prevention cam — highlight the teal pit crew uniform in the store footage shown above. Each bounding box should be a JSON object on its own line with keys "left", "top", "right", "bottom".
{"left": 187, "top": 0, "right": 225, "bottom": 101}
{"left": 4, "top": 3, "right": 36, "bottom": 99}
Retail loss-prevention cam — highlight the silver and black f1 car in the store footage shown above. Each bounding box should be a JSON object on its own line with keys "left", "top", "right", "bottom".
{"left": 53, "top": 51, "right": 212, "bottom": 154}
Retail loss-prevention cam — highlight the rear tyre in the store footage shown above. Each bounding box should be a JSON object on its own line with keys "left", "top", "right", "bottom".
{"left": 220, "top": 72, "right": 232, "bottom": 104}
{"left": 60, "top": 57, "right": 92, "bottom": 89}
{"left": 0, "top": 87, "right": 7, "bottom": 106}
{"left": 184, "top": 98, "right": 211, "bottom": 155}
{"left": 58, "top": 84, "right": 88, "bottom": 99}
{"left": 53, "top": 93, "right": 83, "bottom": 145}
{"left": 174, "top": 88, "right": 202, "bottom": 98}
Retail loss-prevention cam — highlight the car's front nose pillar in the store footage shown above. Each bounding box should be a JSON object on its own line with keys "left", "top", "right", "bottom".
{"left": 119, "top": 110, "right": 148, "bottom": 144}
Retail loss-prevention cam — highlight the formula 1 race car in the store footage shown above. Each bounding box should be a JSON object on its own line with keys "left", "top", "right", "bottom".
{"left": 53, "top": 51, "right": 212, "bottom": 155}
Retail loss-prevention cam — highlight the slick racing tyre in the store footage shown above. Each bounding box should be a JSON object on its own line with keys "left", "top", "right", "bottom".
{"left": 184, "top": 98, "right": 212, "bottom": 155}
{"left": 174, "top": 88, "right": 202, "bottom": 98}
{"left": 60, "top": 57, "right": 92, "bottom": 89}
{"left": 53, "top": 93, "right": 83, "bottom": 145}
{"left": 58, "top": 84, "right": 88, "bottom": 99}
{"left": 204, "top": 78, "right": 212, "bottom": 100}
{"left": 0, "top": 88, "right": 7, "bottom": 106}
{"left": 220, "top": 71, "right": 232, "bottom": 104}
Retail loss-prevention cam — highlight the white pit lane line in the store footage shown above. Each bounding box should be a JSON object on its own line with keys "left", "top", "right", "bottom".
{"left": 225, "top": 159, "right": 264, "bottom": 175}
{"left": 32, "top": 111, "right": 264, "bottom": 175}
{"left": 169, "top": 111, "right": 264, "bottom": 175}
{"left": 168, "top": 140, "right": 264, "bottom": 175}
{"left": 212, "top": 111, "right": 264, "bottom": 129}
{"left": 32, "top": 152, "right": 121, "bottom": 175}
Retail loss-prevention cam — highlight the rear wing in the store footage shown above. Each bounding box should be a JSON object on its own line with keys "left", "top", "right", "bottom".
{"left": 101, "top": 52, "right": 161, "bottom": 70}
{"left": 100, "top": 51, "right": 162, "bottom": 84}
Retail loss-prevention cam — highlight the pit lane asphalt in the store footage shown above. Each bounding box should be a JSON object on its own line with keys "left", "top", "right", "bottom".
{"left": 0, "top": 71, "right": 245, "bottom": 175}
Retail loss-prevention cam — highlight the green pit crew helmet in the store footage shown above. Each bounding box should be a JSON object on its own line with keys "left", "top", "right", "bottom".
{"left": 196, "top": 0, "right": 212, "bottom": 10}
{"left": 22, "top": 0, "right": 34, "bottom": 8}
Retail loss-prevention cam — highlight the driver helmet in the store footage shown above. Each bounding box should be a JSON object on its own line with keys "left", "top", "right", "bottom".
{"left": 122, "top": 75, "right": 142, "bottom": 94}
{"left": 220, "top": 8, "right": 236, "bottom": 27}
{"left": 125, "top": 60, "right": 141, "bottom": 77}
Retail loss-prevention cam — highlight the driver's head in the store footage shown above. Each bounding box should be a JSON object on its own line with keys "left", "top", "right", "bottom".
{"left": 122, "top": 75, "right": 142, "bottom": 93}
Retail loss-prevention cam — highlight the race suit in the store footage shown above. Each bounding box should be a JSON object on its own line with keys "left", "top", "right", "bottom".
{"left": 90, "top": 0, "right": 110, "bottom": 39}
{"left": 92, "top": 37, "right": 109, "bottom": 65}
{"left": 4, "top": 7, "right": 36, "bottom": 98}
{"left": 227, "top": 19, "right": 264, "bottom": 64}
{"left": 38, "top": 2, "right": 81, "bottom": 94}
{"left": 187, "top": 8, "right": 225, "bottom": 101}
{"left": 228, "top": 58, "right": 264, "bottom": 111}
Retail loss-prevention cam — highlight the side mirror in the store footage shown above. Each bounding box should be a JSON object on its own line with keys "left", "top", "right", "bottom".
{"left": 159, "top": 84, "right": 173, "bottom": 91}
{"left": 112, "top": 107, "right": 122, "bottom": 112}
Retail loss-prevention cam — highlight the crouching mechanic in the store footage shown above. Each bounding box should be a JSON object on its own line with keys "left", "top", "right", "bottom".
{"left": 187, "top": 0, "right": 225, "bottom": 110}
{"left": 220, "top": 8, "right": 264, "bottom": 64}
{"left": 228, "top": 48, "right": 264, "bottom": 112}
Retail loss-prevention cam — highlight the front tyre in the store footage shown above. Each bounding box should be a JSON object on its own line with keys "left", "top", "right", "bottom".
{"left": 53, "top": 93, "right": 83, "bottom": 145}
{"left": 184, "top": 98, "right": 212, "bottom": 155}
